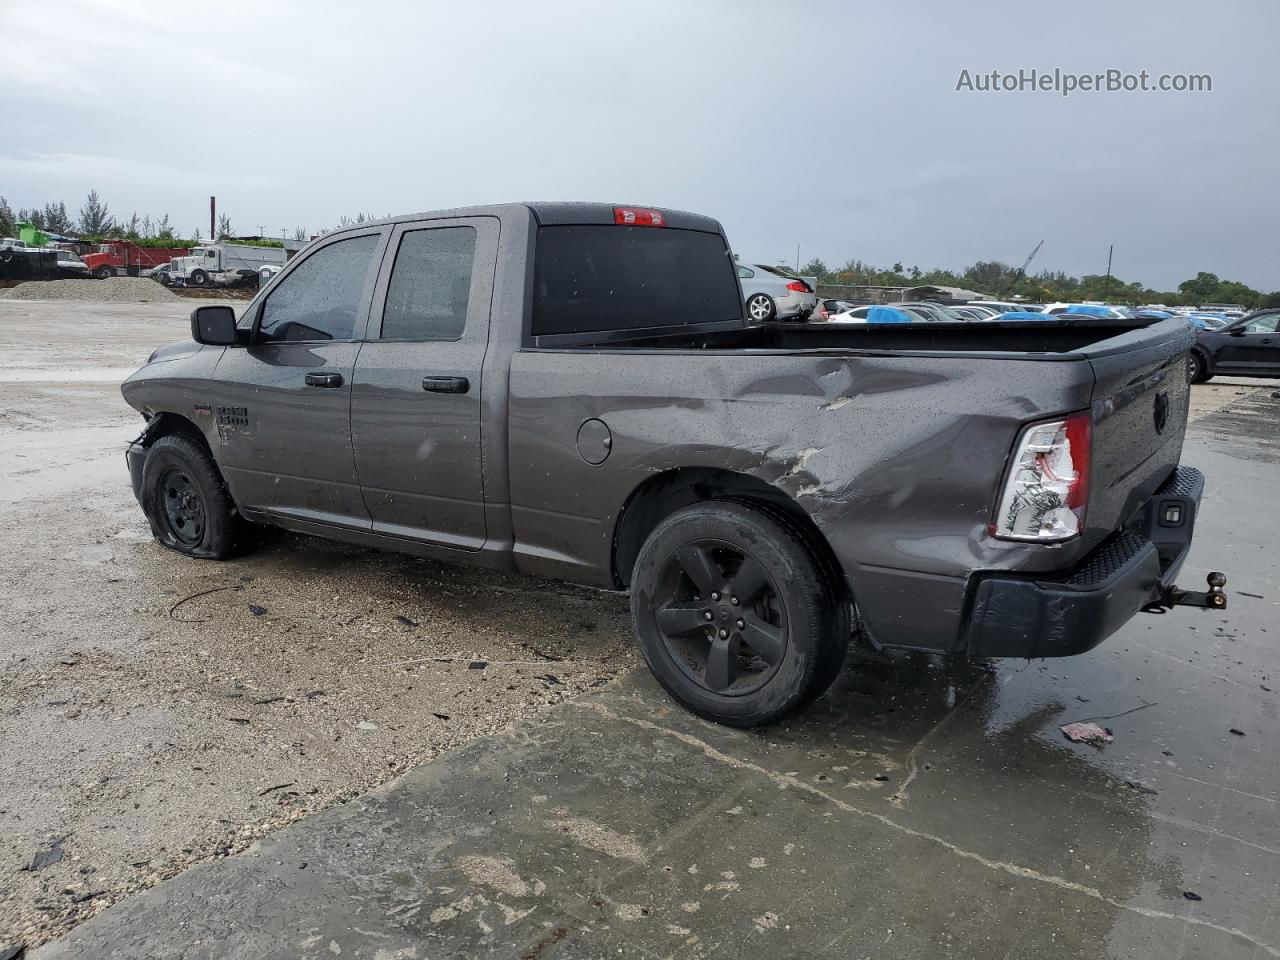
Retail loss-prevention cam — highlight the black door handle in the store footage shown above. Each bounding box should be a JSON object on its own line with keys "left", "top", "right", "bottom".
{"left": 422, "top": 376, "right": 470, "bottom": 394}
{"left": 304, "top": 372, "right": 344, "bottom": 388}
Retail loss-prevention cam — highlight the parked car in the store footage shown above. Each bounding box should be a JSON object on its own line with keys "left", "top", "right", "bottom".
{"left": 829, "top": 304, "right": 934, "bottom": 323}
{"left": 896, "top": 301, "right": 971, "bottom": 321}
{"left": 1187, "top": 313, "right": 1229, "bottom": 330}
{"left": 969, "top": 300, "right": 1026, "bottom": 314}
{"left": 142, "top": 261, "right": 173, "bottom": 282}
{"left": 736, "top": 263, "right": 816, "bottom": 322}
{"left": 816, "top": 298, "right": 863, "bottom": 320}
{"left": 1041, "top": 303, "right": 1131, "bottom": 319}
{"left": 121, "top": 202, "right": 1218, "bottom": 727}
{"left": 1188, "top": 308, "right": 1280, "bottom": 382}
{"left": 949, "top": 306, "right": 995, "bottom": 321}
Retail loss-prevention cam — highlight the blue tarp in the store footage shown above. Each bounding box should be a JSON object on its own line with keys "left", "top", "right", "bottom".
{"left": 866, "top": 306, "right": 912, "bottom": 324}
{"left": 992, "top": 311, "right": 1051, "bottom": 321}
{"left": 1060, "top": 304, "right": 1114, "bottom": 318}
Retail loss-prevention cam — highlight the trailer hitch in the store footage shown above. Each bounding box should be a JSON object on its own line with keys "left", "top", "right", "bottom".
{"left": 1143, "top": 571, "right": 1227, "bottom": 614}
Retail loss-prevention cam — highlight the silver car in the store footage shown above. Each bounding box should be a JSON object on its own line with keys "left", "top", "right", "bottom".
{"left": 736, "top": 263, "right": 817, "bottom": 322}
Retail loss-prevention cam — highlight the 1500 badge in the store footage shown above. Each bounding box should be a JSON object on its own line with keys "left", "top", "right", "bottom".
{"left": 216, "top": 406, "right": 249, "bottom": 427}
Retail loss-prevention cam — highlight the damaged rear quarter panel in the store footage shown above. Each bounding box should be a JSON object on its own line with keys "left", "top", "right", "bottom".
{"left": 507, "top": 348, "right": 1094, "bottom": 650}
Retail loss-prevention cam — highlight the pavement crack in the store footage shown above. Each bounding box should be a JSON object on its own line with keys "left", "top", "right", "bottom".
{"left": 583, "top": 701, "right": 1280, "bottom": 959}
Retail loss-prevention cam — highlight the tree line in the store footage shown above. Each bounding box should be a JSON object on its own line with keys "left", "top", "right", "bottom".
{"left": 798, "top": 256, "right": 1280, "bottom": 309}
{"left": 0, "top": 190, "right": 313, "bottom": 248}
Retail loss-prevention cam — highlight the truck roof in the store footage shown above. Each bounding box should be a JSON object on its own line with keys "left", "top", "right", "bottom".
{"left": 324, "top": 202, "right": 725, "bottom": 236}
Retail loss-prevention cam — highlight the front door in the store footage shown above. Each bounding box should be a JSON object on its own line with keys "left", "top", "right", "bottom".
{"left": 1216, "top": 312, "right": 1280, "bottom": 375}
{"left": 213, "top": 229, "right": 386, "bottom": 528}
{"left": 350, "top": 217, "right": 497, "bottom": 550}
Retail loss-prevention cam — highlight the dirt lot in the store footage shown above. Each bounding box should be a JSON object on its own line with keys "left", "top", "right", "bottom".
{"left": 0, "top": 299, "right": 637, "bottom": 949}
{"left": 1, "top": 297, "right": 1274, "bottom": 951}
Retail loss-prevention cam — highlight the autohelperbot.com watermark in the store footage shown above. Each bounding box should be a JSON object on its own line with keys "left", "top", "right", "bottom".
{"left": 955, "top": 68, "right": 1212, "bottom": 97}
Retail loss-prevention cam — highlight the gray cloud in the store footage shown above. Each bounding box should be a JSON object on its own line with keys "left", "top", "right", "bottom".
{"left": 1, "top": 0, "right": 1275, "bottom": 290}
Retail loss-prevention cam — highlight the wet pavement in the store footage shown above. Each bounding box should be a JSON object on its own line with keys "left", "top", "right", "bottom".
{"left": 21, "top": 339, "right": 1280, "bottom": 959}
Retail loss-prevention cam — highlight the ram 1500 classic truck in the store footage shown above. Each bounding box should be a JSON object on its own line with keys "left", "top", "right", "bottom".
{"left": 121, "top": 202, "right": 1226, "bottom": 726}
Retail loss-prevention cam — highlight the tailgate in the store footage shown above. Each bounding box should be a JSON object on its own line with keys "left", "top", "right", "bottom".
{"left": 1083, "top": 319, "right": 1195, "bottom": 547}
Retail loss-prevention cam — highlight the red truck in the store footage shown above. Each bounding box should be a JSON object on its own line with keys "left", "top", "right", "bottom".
{"left": 82, "top": 240, "right": 188, "bottom": 279}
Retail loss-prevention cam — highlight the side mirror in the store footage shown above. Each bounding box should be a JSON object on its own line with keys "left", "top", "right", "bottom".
{"left": 1228, "top": 327, "right": 1247, "bottom": 337}
{"left": 190, "top": 305, "right": 238, "bottom": 345}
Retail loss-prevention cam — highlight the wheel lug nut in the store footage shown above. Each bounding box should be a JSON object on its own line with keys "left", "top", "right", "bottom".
{"left": 703, "top": 611, "right": 714, "bottom": 621}
{"left": 736, "top": 619, "right": 745, "bottom": 629}
{"left": 730, "top": 596, "right": 739, "bottom": 605}
{"left": 718, "top": 629, "right": 729, "bottom": 639}
{"left": 710, "top": 591, "right": 720, "bottom": 601}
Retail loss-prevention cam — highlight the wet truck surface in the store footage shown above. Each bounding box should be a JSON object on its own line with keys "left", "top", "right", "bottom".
{"left": 120, "top": 202, "right": 1224, "bottom": 726}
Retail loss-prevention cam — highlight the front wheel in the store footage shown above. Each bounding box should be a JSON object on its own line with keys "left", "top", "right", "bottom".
{"left": 631, "top": 501, "right": 849, "bottom": 727}
{"left": 745, "top": 293, "right": 776, "bottom": 323}
{"left": 140, "top": 435, "right": 255, "bottom": 559}
{"left": 190, "top": 269, "right": 209, "bottom": 287}
{"left": 94, "top": 266, "right": 115, "bottom": 279}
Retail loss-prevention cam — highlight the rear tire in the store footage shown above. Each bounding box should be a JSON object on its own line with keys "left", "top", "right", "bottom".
{"left": 631, "top": 500, "right": 849, "bottom": 727}
{"left": 745, "top": 293, "right": 776, "bottom": 324}
{"left": 140, "top": 434, "right": 255, "bottom": 560}
{"left": 190, "top": 269, "right": 209, "bottom": 287}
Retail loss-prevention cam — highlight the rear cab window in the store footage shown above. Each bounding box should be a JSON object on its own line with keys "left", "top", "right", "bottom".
{"left": 379, "top": 227, "right": 477, "bottom": 341}
{"left": 531, "top": 225, "right": 742, "bottom": 344}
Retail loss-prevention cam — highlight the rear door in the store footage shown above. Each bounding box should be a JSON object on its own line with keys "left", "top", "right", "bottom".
{"left": 212, "top": 228, "right": 386, "bottom": 528}
{"left": 349, "top": 216, "right": 498, "bottom": 549}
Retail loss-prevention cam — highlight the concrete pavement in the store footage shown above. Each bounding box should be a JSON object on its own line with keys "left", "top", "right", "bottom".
{"left": 33, "top": 388, "right": 1280, "bottom": 960}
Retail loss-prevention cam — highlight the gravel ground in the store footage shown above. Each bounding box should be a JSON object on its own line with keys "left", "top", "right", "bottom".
{"left": 0, "top": 298, "right": 1272, "bottom": 952}
{"left": 0, "top": 300, "right": 637, "bottom": 950}
{"left": 0, "top": 277, "right": 178, "bottom": 303}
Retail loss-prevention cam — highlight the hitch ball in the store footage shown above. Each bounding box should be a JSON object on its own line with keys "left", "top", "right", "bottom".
{"left": 1206, "top": 571, "right": 1227, "bottom": 607}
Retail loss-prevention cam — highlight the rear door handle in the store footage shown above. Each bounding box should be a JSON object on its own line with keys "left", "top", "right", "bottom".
{"left": 422, "top": 376, "right": 470, "bottom": 394}
{"left": 304, "top": 372, "right": 344, "bottom": 388}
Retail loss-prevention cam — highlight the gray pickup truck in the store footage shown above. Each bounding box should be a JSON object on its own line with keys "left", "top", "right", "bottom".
{"left": 122, "top": 202, "right": 1225, "bottom": 726}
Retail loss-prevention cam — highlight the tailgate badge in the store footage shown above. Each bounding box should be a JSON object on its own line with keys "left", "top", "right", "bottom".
{"left": 1153, "top": 391, "right": 1169, "bottom": 434}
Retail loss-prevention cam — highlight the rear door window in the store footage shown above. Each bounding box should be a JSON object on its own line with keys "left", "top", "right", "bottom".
{"left": 258, "top": 234, "right": 378, "bottom": 342}
{"left": 532, "top": 225, "right": 742, "bottom": 337}
{"left": 379, "top": 227, "right": 477, "bottom": 341}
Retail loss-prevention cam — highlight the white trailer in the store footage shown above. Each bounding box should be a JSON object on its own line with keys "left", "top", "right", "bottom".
{"left": 170, "top": 241, "right": 288, "bottom": 287}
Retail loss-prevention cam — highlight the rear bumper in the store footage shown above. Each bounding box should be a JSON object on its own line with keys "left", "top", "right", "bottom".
{"left": 964, "top": 465, "right": 1204, "bottom": 658}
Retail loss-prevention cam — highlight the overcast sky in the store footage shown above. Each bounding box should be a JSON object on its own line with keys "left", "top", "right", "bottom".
{"left": 2, "top": 0, "right": 1276, "bottom": 291}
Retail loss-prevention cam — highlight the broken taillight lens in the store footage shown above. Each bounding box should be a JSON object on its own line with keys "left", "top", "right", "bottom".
{"left": 992, "top": 412, "right": 1091, "bottom": 541}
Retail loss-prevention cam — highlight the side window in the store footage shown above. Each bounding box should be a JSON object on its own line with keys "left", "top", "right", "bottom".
{"left": 1244, "top": 314, "right": 1279, "bottom": 334}
{"left": 258, "top": 234, "right": 378, "bottom": 343}
{"left": 380, "top": 227, "right": 477, "bottom": 341}
{"left": 737, "top": 265, "right": 754, "bottom": 279}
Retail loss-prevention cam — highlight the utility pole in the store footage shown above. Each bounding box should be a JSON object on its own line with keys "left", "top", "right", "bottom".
{"left": 1103, "top": 245, "right": 1114, "bottom": 301}
{"left": 209, "top": 197, "right": 215, "bottom": 240}
{"left": 795, "top": 242, "right": 800, "bottom": 272}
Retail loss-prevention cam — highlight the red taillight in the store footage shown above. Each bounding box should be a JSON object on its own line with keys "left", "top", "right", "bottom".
{"left": 785, "top": 280, "right": 808, "bottom": 292}
{"left": 992, "top": 411, "right": 1092, "bottom": 541}
{"left": 613, "top": 207, "right": 666, "bottom": 227}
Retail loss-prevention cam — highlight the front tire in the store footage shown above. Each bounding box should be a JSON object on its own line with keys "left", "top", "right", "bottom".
{"left": 631, "top": 501, "right": 849, "bottom": 727}
{"left": 745, "top": 293, "right": 777, "bottom": 323}
{"left": 94, "top": 266, "right": 116, "bottom": 279}
{"left": 140, "top": 434, "right": 254, "bottom": 560}
{"left": 190, "top": 269, "right": 209, "bottom": 287}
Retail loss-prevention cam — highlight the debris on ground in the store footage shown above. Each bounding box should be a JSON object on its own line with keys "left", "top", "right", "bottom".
{"left": 247, "top": 604, "right": 267, "bottom": 617}
{"left": 1229, "top": 728, "right": 1246, "bottom": 736}
{"left": 1124, "top": 780, "right": 1159, "bottom": 795}
{"left": 394, "top": 615, "right": 418, "bottom": 627}
{"left": 26, "top": 838, "right": 65, "bottom": 872}
{"left": 1059, "top": 722, "right": 1114, "bottom": 746}
{"left": 0, "top": 277, "right": 178, "bottom": 303}
{"left": 1183, "top": 891, "right": 1203, "bottom": 901}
